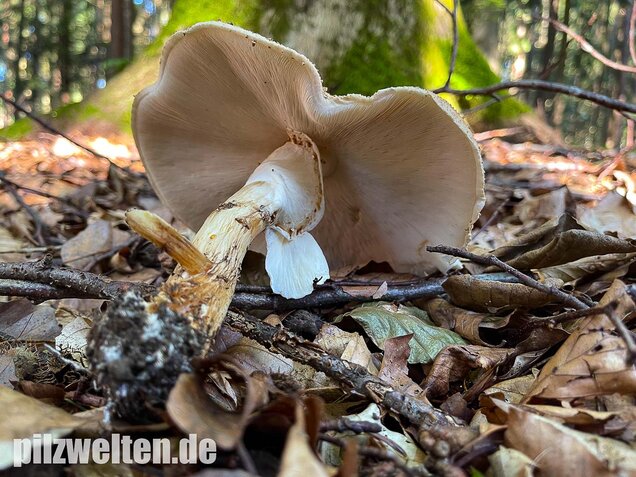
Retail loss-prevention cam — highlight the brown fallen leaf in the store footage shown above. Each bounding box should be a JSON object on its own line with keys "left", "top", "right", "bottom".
{"left": 580, "top": 191, "right": 636, "bottom": 239}
{"left": 424, "top": 345, "right": 513, "bottom": 398}
{"left": 166, "top": 362, "right": 268, "bottom": 450}
{"left": 277, "top": 402, "right": 329, "bottom": 477}
{"left": 491, "top": 215, "right": 581, "bottom": 263}
{"left": 523, "top": 280, "right": 636, "bottom": 403}
{"left": 425, "top": 297, "right": 510, "bottom": 345}
{"left": 515, "top": 187, "right": 571, "bottom": 224}
{"left": 493, "top": 399, "right": 636, "bottom": 477}
{"left": 488, "top": 446, "right": 536, "bottom": 477}
{"left": 0, "top": 299, "right": 61, "bottom": 341}
{"left": 535, "top": 252, "right": 636, "bottom": 285}
{"left": 0, "top": 386, "right": 85, "bottom": 469}
{"left": 443, "top": 275, "right": 553, "bottom": 310}
{"left": 316, "top": 325, "right": 378, "bottom": 375}
{"left": 61, "top": 219, "right": 115, "bottom": 270}
{"left": 506, "top": 228, "right": 636, "bottom": 270}
{"left": 378, "top": 334, "right": 427, "bottom": 400}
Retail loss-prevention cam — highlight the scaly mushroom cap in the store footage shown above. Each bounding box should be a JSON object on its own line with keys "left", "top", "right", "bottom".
{"left": 133, "top": 21, "right": 485, "bottom": 274}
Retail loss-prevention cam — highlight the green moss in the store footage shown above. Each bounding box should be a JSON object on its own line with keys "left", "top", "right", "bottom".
{"left": 147, "top": 0, "right": 260, "bottom": 56}
{"left": 324, "top": 0, "right": 422, "bottom": 95}
{"left": 0, "top": 118, "right": 33, "bottom": 140}
{"left": 420, "top": 0, "right": 527, "bottom": 123}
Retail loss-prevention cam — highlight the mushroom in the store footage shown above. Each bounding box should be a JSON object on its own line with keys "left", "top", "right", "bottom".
{"left": 132, "top": 21, "right": 484, "bottom": 336}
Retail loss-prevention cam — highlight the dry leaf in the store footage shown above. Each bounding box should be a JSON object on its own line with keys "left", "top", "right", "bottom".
{"left": 524, "top": 280, "right": 636, "bottom": 403}
{"left": 488, "top": 446, "right": 536, "bottom": 477}
{"left": 167, "top": 364, "right": 267, "bottom": 450}
{"left": 0, "top": 300, "right": 60, "bottom": 341}
{"left": 443, "top": 275, "right": 553, "bottom": 310}
{"left": 424, "top": 345, "right": 513, "bottom": 398}
{"left": 61, "top": 220, "right": 113, "bottom": 269}
{"left": 378, "top": 335, "right": 427, "bottom": 400}
{"left": 494, "top": 399, "right": 636, "bottom": 476}
{"left": 425, "top": 298, "right": 510, "bottom": 345}
{"left": 277, "top": 402, "right": 329, "bottom": 477}
{"left": 316, "top": 325, "right": 378, "bottom": 375}
{"left": 580, "top": 191, "right": 636, "bottom": 239}
{"left": 0, "top": 387, "right": 84, "bottom": 469}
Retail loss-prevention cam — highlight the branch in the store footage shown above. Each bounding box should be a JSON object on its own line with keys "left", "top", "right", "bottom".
{"left": 427, "top": 245, "right": 590, "bottom": 310}
{"left": 223, "top": 309, "right": 475, "bottom": 472}
{"left": 441, "top": 0, "right": 459, "bottom": 89}
{"left": 0, "top": 258, "right": 154, "bottom": 300}
{"left": 540, "top": 15, "right": 636, "bottom": 74}
{"left": 434, "top": 80, "right": 636, "bottom": 114}
{"left": 0, "top": 258, "right": 520, "bottom": 309}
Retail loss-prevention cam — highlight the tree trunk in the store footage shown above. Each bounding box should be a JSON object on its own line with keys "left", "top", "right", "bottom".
{"left": 84, "top": 0, "right": 523, "bottom": 133}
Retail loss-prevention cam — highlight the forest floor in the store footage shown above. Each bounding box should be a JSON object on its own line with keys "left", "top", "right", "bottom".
{"left": 0, "top": 130, "right": 635, "bottom": 476}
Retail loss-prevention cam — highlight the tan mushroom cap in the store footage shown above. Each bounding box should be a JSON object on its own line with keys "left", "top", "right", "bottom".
{"left": 133, "top": 21, "right": 485, "bottom": 274}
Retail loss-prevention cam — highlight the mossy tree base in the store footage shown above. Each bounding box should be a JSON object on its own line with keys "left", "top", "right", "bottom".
{"left": 2, "top": 0, "right": 527, "bottom": 139}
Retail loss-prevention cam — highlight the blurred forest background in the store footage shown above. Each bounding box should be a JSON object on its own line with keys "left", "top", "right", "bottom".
{"left": 1, "top": 0, "right": 635, "bottom": 149}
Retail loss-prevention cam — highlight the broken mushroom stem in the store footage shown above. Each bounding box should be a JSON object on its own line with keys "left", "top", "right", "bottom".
{"left": 127, "top": 131, "right": 329, "bottom": 340}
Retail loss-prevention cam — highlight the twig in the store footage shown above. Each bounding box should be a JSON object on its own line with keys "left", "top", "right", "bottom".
{"left": 223, "top": 310, "right": 474, "bottom": 473}
{"left": 434, "top": 80, "right": 636, "bottom": 114}
{"left": 539, "top": 15, "right": 636, "bottom": 74}
{"left": 0, "top": 279, "right": 82, "bottom": 300}
{"left": 427, "top": 245, "right": 590, "bottom": 310}
{"left": 0, "top": 258, "right": 520, "bottom": 309}
{"left": 0, "top": 93, "right": 131, "bottom": 174}
{"left": 0, "top": 258, "right": 154, "bottom": 300}
{"left": 320, "top": 418, "right": 382, "bottom": 434}
{"left": 441, "top": 0, "right": 459, "bottom": 89}
{"left": 43, "top": 344, "right": 89, "bottom": 374}
{"left": 318, "top": 433, "right": 426, "bottom": 477}
{"left": 530, "top": 305, "right": 608, "bottom": 328}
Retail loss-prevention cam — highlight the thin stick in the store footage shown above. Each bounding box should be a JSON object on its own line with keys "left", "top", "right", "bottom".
{"left": 319, "top": 434, "right": 425, "bottom": 477}
{"left": 539, "top": 15, "right": 636, "bottom": 73}
{"left": 223, "top": 310, "right": 475, "bottom": 473}
{"left": 434, "top": 80, "right": 636, "bottom": 114}
{"left": 427, "top": 245, "right": 590, "bottom": 310}
{"left": 441, "top": 0, "right": 459, "bottom": 90}
{"left": 0, "top": 259, "right": 520, "bottom": 309}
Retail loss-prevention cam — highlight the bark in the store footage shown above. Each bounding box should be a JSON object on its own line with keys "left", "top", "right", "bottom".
{"left": 85, "top": 0, "right": 518, "bottom": 131}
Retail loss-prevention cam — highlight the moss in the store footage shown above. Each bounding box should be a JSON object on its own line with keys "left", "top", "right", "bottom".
{"left": 0, "top": 118, "right": 33, "bottom": 140}
{"left": 420, "top": 0, "right": 527, "bottom": 123}
{"left": 324, "top": 0, "right": 422, "bottom": 95}
{"left": 146, "top": 0, "right": 260, "bottom": 56}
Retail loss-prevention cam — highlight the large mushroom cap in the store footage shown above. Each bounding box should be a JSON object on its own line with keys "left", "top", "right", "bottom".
{"left": 133, "top": 21, "right": 485, "bottom": 274}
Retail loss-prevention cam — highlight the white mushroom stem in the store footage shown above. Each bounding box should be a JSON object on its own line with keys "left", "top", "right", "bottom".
{"left": 128, "top": 132, "right": 329, "bottom": 340}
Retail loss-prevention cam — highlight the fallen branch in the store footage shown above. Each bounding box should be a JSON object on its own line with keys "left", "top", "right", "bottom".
{"left": 224, "top": 309, "right": 475, "bottom": 473}
{"left": 0, "top": 258, "right": 519, "bottom": 309}
{"left": 434, "top": 80, "right": 636, "bottom": 115}
{"left": 0, "top": 258, "right": 154, "bottom": 300}
{"left": 427, "top": 245, "right": 590, "bottom": 310}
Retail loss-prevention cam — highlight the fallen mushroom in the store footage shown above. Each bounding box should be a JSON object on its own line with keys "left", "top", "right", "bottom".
{"left": 132, "top": 21, "right": 484, "bottom": 337}
{"left": 88, "top": 22, "right": 484, "bottom": 419}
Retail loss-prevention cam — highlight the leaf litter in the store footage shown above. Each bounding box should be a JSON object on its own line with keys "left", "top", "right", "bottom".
{"left": 0, "top": 131, "right": 635, "bottom": 475}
